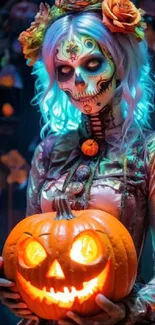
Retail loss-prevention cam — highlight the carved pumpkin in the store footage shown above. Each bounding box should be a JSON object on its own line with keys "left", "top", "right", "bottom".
{"left": 2, "top": 196, "right": 137, "bottom": 320}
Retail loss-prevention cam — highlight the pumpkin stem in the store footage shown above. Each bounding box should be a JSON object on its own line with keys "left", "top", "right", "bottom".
{"left": 53, "top": 195, "right": 76, "bottom": 220}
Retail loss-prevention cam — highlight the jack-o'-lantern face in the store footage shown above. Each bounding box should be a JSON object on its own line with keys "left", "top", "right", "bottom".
{"left": 17, "top": 230, "right": 110, "bottom": 308}
{"left": 3, "top": 197, "right": 137, "bottom": 320}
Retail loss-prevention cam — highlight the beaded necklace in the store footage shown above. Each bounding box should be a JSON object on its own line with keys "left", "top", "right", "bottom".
{"left": 62, "top": 153, "right": 101, "bottom": 209}
{"left": 61, "top": 104, "right": 129, "bottom": 214}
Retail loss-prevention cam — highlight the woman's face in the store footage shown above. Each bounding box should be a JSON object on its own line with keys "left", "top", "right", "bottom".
{"left": 55, "top": 33, "right": 116, "bottom": 114}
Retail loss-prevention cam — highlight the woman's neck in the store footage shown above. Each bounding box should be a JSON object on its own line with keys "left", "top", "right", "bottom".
{"left": 80, "top": 99, "right": 124, "bottom": 141}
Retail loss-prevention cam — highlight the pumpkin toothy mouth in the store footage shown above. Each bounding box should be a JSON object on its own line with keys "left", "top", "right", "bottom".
{"left": 17, "top": 260, "right": 110, "bottom": 308}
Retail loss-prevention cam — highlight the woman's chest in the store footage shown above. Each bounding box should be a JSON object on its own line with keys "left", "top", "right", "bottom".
{"left": 40, "top": 151, "right": 148, "bottom": 256}
{"left": 40, "top": 152, "right": 148, "bottom": 223}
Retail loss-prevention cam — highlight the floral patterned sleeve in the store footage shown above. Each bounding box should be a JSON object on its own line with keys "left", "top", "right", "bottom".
{"left": 26, "top": 137, "right": 52, "bottom": 216}
{"left": 26, "top": 141, "right": 46, "bottom": 216}
{"left": 121, "top": 134, "right": 155, "bottom": 324}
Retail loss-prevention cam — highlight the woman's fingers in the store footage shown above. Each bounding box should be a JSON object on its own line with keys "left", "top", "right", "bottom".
{"left": 12, "top": 309, "right": 33, "bottom": 315}
{"left": 0, "top": 278, "right": 15, "bottom": 287}
{"left": 0, "top": 257, "right": 3, "bottom": 269}
{"left": 96, "top": 295, "right": 125, "bottom": 318}
{"left": 12, "top": 309, "right": 37, "bottom": 316}
{"left": 1, "top": 298, "right": 28, "bottom": 309}
{"left": 0, "top": 290, "right": 20, "bottom": 300}
{"left": 0, "top": 266, "right": 39, "bottom": 322}
{"left": 58, "top": 320, "right": 75, "bottom": 325}
{"left": 15, "top": 313, "right": 39, "bottom": 320}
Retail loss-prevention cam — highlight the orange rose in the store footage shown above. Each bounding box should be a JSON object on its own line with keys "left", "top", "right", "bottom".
{"left": 19, "top": 30, "right": 43, "bottom": 66}
{"left": 18, "top": 3, "right": 52, "bottom": 65}
{"left": 18, "top": 3, "right": 65, "bottom": 65}
{"left": 56, "top": 0, "right": 99, "bottom": 9}
{"left": 102, "top": 0, "right": 146, "bottom": 40}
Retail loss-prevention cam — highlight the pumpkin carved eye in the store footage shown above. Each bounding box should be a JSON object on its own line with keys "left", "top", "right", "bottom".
{"left": 23, "top": 241, "right": 47, "bottom": 267}
{"left": 70, "top": 232, "right": 102, "bottom": 264}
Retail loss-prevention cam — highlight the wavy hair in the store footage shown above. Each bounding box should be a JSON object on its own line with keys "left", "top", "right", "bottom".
{"left": 32, "top": 11, "right": 154, "bottom": 147}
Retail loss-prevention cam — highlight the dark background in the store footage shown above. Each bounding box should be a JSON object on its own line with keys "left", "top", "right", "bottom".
{"left": 0, "top": 1, "right": 155, "bottom": 324}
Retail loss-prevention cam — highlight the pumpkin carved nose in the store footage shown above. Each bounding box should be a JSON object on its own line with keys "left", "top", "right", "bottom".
{"left": 46, "top": 260, "right": 65, "bottom": 279}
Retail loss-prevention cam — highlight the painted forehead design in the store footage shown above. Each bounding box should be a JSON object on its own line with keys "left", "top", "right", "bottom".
{"left": 55, "top": 35, "right": 109, "bottom": 63}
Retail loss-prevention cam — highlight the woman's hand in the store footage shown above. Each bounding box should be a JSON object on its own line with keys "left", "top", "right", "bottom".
{"left": 0, "top": 257, "right": 38, "bottom": 321}
{"left": 58, "top": 294, "right": 126, "bottom": 325}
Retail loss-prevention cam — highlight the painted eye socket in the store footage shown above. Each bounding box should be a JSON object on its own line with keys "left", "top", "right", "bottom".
{"left": 23, "top": 241, "right": 47, "bottom": 267}
{"left": 60, "top": 66, "right": 72, "bottom": 74}
{"left": 85, "top": 59, "right": 102, "bottom": 71}
{"left": 70, "top": 234, "right": 99, "bottom": 264}
{"left": 57, "top": 65, "right": 74, "bottom": 83}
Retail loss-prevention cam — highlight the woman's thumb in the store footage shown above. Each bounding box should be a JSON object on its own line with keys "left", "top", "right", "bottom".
{"left": 0, "top": 256, "right": 4, "bottom": 269}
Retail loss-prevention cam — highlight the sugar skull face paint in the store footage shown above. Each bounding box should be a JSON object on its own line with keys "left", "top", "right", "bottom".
{"left": 55, "top": 34, "right": 116, "bottom": 114}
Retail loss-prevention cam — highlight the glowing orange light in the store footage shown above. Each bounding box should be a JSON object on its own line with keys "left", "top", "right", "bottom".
{"left": 17, "top": 260, "right": 110, "bottom": 307}
{"left": 0, "top": 76, "right": 14, "bottom": 87}
{"left": 70, "top": 234, "right": 99, "bottom": 264}
{"left": 24, "top": 241, "right": 47, "bottom": 267}
{"left": 2, "top": 103, "right": 14, "bottom": 117}
{"left": 46, "top": 260, "right": 65, "bottom": 279}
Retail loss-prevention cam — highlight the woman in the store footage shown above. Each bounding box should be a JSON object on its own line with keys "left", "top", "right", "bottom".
{"left": 0, "top": 0, "right": 155, "bottom": 324}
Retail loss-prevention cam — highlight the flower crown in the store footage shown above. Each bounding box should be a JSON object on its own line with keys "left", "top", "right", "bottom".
{"left": 18, "top": 0, "right": 146, "bottom": 66}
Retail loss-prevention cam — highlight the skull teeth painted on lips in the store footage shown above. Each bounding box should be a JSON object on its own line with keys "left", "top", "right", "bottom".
{"left": 67, "top": 72, "right": 114, "bottom": 102}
